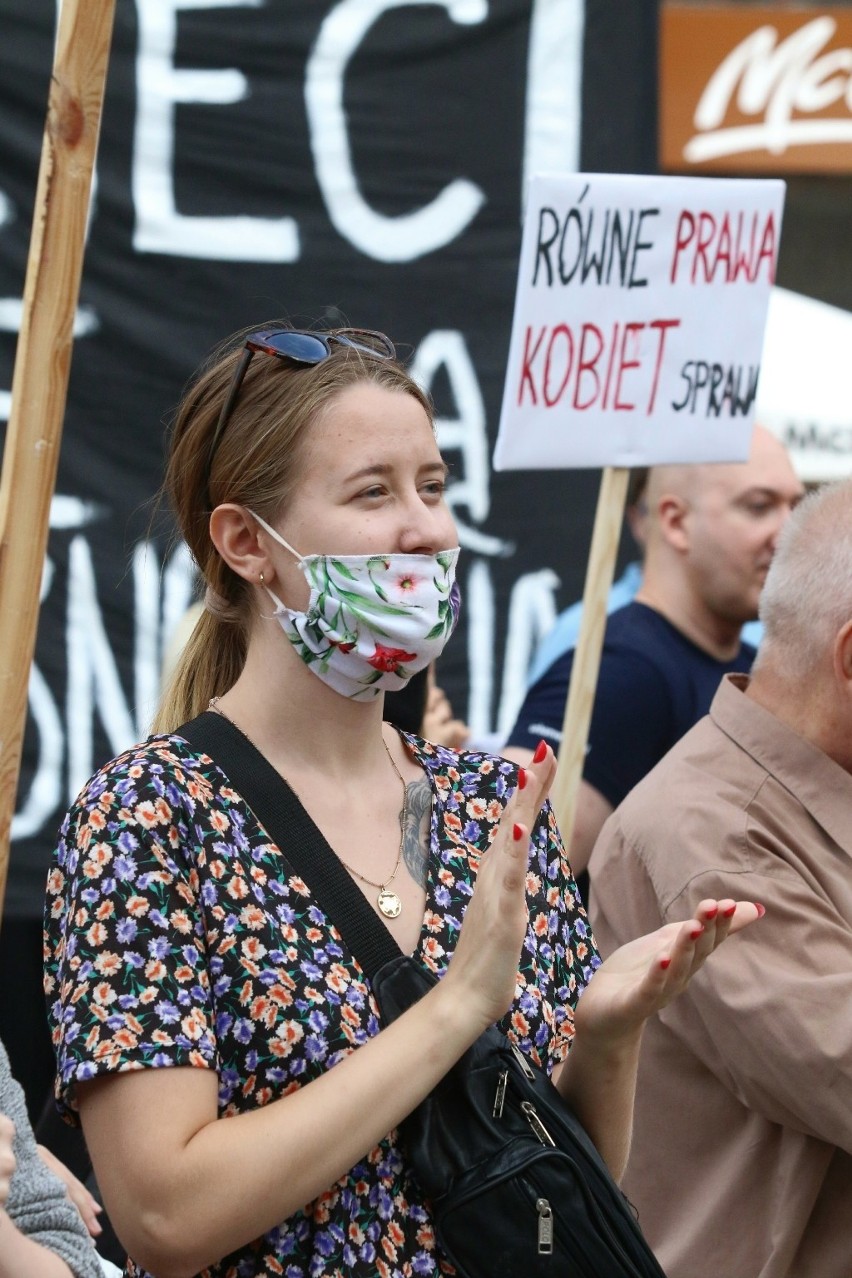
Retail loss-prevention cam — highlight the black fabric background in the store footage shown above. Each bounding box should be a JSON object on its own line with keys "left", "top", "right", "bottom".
{"left": 2, "top": 0, "right": 850, "bottom": 915}
{"left": 0, "top": 0, "right": 648, "bottom": 913}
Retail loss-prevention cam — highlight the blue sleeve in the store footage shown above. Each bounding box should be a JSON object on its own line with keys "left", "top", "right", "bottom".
{"left": 505, "top": 650, "right": 575, "bottom": 754}
{"left": 526, "top": 604, "right": 584, "bottom": 687}
{"left": 506, "top": 647, "right": 675, "bottom": 809}
{"left": 581, "top": 649, "right": 676, "bottom": 807}
{"left": 526, "top": 562, "right": 644, "bottom": 688}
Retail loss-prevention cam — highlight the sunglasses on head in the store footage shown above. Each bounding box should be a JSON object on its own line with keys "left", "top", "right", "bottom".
{"left": 206, "top": 326, "right": 397, "bottom": 485}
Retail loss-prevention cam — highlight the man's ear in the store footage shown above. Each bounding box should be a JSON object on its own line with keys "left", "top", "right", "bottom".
{"left": 209, "top": 504, "right": 268, "bottom": 586}
{"left": 656, "top": 493, "right": 691, "bottom": 553}
{"left": 832, "top": 618, "right": 852, "bottom": 693}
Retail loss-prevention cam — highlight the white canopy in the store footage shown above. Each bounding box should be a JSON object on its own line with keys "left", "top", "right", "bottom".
{"left": 758, "top": 286, "right": 852, "bottom": 482}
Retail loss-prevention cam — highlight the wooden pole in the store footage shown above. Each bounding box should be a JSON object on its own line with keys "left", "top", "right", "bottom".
{"left": 549, "top": 466, "right": 630, "bottom": 844}
{"left": 0, "top": 0, "right": 116, "bottom": 927}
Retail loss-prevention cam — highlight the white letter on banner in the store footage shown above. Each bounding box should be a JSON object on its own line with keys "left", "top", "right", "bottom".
{"left": 12, "top": 665, "right": 63, "bottom": 839}
{"left": 498, "top": 569, "right": 560, "bottom": 739}
{"left": 307, "top": 0, "right": 487, "bottom": 261}
{"left": 66, "top": 537, "right": 138, "bottom": 801}
{"left": 132, "top": 540, "right": 197, "bottom": 733}
{"left": 464, "top": 563, "right": 561, "bottom": 741}
{"left": 12, "top": 561, "right": 63, "bottom": 840}
{"left": 413, "top": 332, "right": 491, "bottom": 524}
{"left": 464, "top": 559, "right": 495, "bottom": 739}
{"left": 524, "top": 0, "right": 584, "bottom": 203}
{"left": 411, "top": 332, "right": 510, "bottom": 556}
{"left": 133, "top": 0, "right": 299, "bottom": 261}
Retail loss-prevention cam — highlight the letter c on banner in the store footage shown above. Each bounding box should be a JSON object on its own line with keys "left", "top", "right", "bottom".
{"left": 307, "top": 0, "right": 487, "bottom": 262}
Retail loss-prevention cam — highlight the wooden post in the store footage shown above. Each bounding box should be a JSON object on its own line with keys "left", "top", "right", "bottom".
{"left": 549, "top": 466, "right": 630, "bottom": 844}
{"left": 0, "top": 0, "right": 116, "bottom": 927}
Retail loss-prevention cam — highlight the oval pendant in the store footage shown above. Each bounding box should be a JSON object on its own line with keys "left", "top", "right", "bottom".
{"left": 377, "top": 889, "right": 402, "bottom": 919}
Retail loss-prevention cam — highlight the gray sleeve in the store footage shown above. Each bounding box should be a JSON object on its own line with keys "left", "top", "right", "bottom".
{"left": 1, "top": 1042, "right": 103, "bottom": 1278}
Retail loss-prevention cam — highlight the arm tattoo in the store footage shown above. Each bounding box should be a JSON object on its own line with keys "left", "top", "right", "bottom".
{"left": 401, "top": 777, "right": 432, "bottom": 887}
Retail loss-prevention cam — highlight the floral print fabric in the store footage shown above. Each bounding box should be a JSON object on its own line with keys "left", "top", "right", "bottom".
{"left": 267, "top": 545, "right": 461, "bottom": 700}
{"left": 44, "top": 732, "right": 598, "bottom": 1278}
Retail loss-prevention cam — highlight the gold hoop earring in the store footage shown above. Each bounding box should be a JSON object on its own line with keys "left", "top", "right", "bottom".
{"left": 259, "top": 571, "right": 265, "bottom": 585}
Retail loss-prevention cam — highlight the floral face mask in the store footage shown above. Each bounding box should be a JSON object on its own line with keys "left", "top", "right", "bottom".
{"left": 250, "top": 511, "right": 461, "bottom": 700}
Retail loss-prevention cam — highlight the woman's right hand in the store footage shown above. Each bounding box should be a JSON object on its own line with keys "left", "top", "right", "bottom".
{"left": 0, "top": 1114, "right": 16, "bottom": 1209}
{"left": 37, "top": 1145, "right": 103, "bottom": 1238}
{"left": 441, "top": 743, "right": 557, "bottom": 1030}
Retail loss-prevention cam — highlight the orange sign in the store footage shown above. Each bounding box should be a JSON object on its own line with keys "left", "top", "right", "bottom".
{"left": 660, "top": 5, "right": 852, "bottom": 173}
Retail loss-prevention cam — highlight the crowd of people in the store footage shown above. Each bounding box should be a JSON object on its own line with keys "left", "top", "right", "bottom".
{"left": 1, "top": 317, "right": 848, "bottom": 1278}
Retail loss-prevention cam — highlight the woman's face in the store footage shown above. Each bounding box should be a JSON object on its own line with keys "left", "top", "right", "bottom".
{"left": 263, "top": 381, "right": 458, "bottom": 605}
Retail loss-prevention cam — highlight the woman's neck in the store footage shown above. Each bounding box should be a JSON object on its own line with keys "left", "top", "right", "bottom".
{"left": 212, "top": 622, "right": 390, "bottom": 778}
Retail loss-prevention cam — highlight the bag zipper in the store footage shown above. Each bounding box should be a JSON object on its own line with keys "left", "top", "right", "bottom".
{"left": 511, "top": 1042, "right": 535, "bottom": 1079}
{"left": 521, "top": 1099, "right": 556, "bottom": 1148}
{"left": 493, "top": 1069, "right": 508, "bottom": 1118}
{"left": 536, "top": 1197, "right": 554, "bottom": 1255}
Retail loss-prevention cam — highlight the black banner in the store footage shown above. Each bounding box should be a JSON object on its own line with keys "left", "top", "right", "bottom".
{"left": 0, "top": 0, "right": 657, "bottom": 914}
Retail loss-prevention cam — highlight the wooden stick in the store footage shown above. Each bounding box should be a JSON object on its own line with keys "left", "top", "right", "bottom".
{"left": 0, "top": 0, "right": 116, "bottom": 927}
{"left": 550, "top": 466, "right": 630, "bottom": 844}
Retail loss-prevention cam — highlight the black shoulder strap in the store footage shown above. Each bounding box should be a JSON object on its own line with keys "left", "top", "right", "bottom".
{"left": 179, "top": 712, "right": 403, "bottom": 979}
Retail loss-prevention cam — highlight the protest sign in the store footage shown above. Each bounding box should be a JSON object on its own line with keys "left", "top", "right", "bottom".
{"left": 494, "top": 172, "right": 786, "bottom": 470}
{"left": 494, "top": 171, "right": 785, "bottom": 849}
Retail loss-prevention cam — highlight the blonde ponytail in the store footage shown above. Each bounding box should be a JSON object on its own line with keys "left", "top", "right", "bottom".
{"left": 152, "top": 607, "right": 247, "bottom": 734}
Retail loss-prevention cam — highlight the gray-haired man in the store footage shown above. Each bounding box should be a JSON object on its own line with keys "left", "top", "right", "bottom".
{"left": 589, "top": 477, "right": 852, "bottom": 1278}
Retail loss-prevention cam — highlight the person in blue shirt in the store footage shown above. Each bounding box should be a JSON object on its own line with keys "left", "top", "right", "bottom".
{"left": 526, "top": 470, "right": 764, "bottom": 688}
{"left": 504, "top": 425, "right": 803, "bottom": 884}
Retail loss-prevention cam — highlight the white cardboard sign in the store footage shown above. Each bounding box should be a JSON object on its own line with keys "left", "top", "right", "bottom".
{"left": 493, "top": 173, "right": 786, "bottom": 470}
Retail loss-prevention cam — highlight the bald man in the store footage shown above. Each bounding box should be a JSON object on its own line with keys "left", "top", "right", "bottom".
{"left": 503, "top": 425, "right": 803, "bottom": 878}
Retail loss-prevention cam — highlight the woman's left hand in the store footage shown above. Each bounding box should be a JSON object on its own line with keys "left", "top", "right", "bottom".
{"left": 423, "top": 681, "right": 469, "bottom": 750}
{"left": 575, "top": 898, "right": 764, "bottom": 1043}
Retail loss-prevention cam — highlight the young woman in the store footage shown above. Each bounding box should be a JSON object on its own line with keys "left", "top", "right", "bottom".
{"left": 44, "top": 324, "right": 761, "bottom": 1278}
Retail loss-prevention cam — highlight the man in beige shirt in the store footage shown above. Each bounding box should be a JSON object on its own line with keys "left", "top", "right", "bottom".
{"left": 589, "top": 475, "right": 852, "bottom": 1278}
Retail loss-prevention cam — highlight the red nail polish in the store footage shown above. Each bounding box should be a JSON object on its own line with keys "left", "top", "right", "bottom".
{"left": 704, "top": 906, "right": 718, "bottom": 920}
{"left": 517, "top": 768, "right": 527, "bottom": 790}
{"left": 722, "top": 904, "right": 736, "bottom": 918}
{"left": 689, "top": 926, "right": 704, "bottom": 941}
{"left": 659, "top": 957, "right": 671, "bottom": 970}
{"left": 755, "top": 902, "right": 766, "bottom": 918}
{"left": 513, "top": 823, "right": 524, "bottom": 842}
{"left": 533, "top": 740, "right": 547, "bottom": 764}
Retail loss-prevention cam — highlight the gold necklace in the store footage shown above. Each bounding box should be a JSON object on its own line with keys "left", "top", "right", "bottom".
{"left": 334, "top": 738, "right": 407, "bottom": 919}
{"left": 207, "top": 698, "right": 407, "bottom": 919}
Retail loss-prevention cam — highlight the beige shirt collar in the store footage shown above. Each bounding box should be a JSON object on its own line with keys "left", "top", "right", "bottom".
{"left": 711, "top": 673, "right": 852, "bottom": 854}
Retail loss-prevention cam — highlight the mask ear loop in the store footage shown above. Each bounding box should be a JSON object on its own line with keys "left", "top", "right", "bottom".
{"left": 246, "top": 511, "right": 305, "bottom": 619}
{"left": 248, "top": 509, "right": 305, "bottom": 564}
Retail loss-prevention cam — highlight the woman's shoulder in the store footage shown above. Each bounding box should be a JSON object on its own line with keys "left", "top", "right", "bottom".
{"left": 404, "top": 732, "right": 520, "bottom": 789}
{"left": 65, "top": 730, "right": 226, "bottom": 824}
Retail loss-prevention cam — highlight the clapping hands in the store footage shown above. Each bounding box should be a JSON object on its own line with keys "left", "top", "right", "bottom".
{"left": 575, "top": 898, "right": 765, "bottom": 1043}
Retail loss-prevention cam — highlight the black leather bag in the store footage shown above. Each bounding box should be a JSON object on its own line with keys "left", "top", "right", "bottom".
{"left": 373, "top": 953, "right": 666, "bottom": 1278}
{"left": 179, "top": 713, "right": 667, "bottom": 1278}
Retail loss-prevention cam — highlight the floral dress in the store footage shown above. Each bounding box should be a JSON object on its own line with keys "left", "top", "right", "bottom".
{"left": 44, "top": 731, "right": 598, "bottom": 1278}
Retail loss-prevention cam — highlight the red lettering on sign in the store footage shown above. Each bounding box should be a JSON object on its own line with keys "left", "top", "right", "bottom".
{"left": 515, "top": 318, "right": 681, "bottom": 415}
